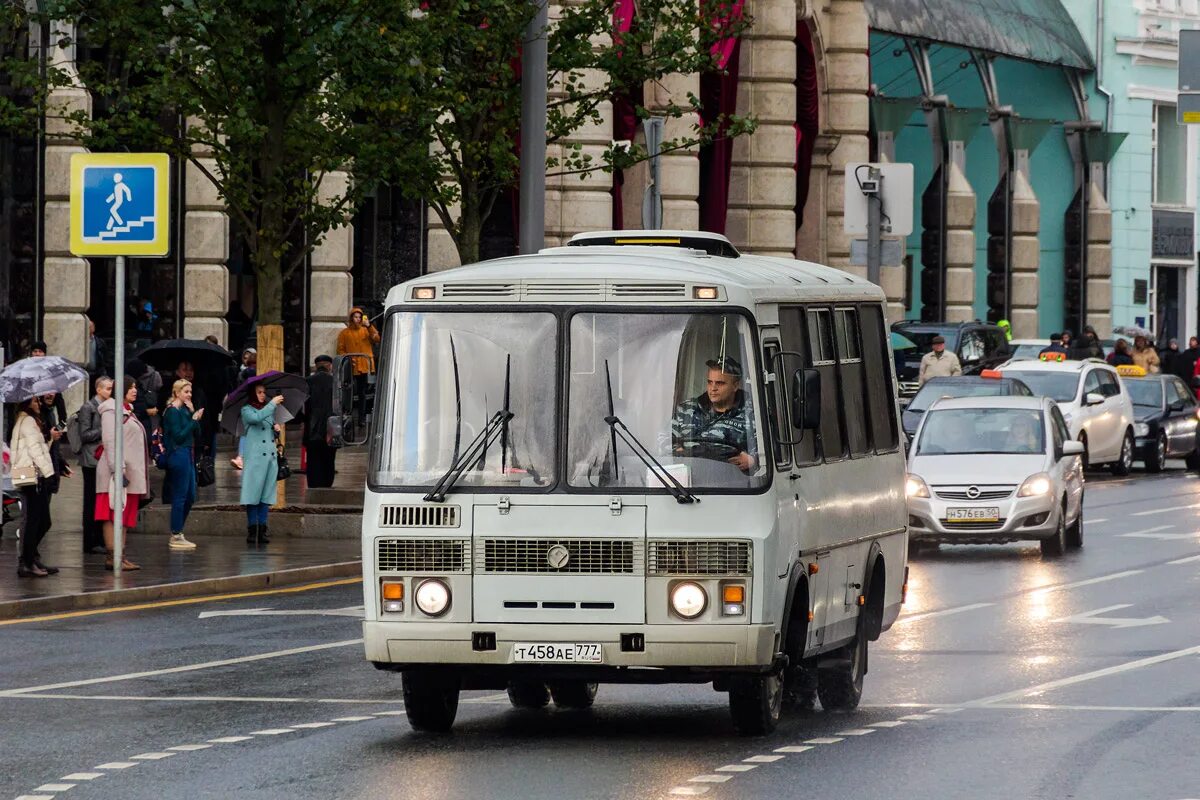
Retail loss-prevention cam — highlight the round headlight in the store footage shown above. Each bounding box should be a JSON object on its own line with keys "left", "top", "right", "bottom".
{"left": 414, "top": 579, "right": 451, "bottom": 616}
{"left": 670, "top": 581, "right": 707, "bottom": 619}
{"left": 1133, "top": 422, "right": 1149, "bottom": 437}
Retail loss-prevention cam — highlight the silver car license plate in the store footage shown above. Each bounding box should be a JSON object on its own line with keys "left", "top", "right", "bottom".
{"left": 946, "top": 506, "right": 1000, "bottom": 522}
{"left": 512, "top": 643, "right": 603, "bottom": 663}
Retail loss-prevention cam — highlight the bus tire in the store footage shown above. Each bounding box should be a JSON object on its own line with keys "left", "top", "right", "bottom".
{"left": 728, "top": 666, "right": 784, "bottom": 736}
{"left": 506, "top": 681, "right": 550, "bottom": 708}
{"left": 818, "top": 622, "right": 866, "bottom": 712}
{"left": 402, "top": 670, "right": 460, "bottom": 732}
{"left": 549, "top": 681, "right": 598, "bottom": 709}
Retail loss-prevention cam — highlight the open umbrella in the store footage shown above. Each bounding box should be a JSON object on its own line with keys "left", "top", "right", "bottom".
{"left": 221, "top": 370, "right": 309, "bottom": 435}
{"left": 137, "top": 338, "right": 236, "bottom": 372}
{"left": 0, "top": 356, "right": 89, "bottom": 403}
{"left": 1112, "top": 325, "right": 1152, "bottom": 340}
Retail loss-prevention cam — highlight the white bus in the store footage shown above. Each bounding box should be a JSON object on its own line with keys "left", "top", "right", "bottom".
{"left": 353, "top": 231, "right": 908, "bottom": 735}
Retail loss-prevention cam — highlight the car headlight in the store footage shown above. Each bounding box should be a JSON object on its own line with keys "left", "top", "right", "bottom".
{"left": 414, "top": 579, "right": 451, "bottom": 617}
{"left": 1134, "top": 422, "right": 1149, "bottom": 437}
{"left": 670, "top": 581, "right": 707, "bottom": 619}
{"left": 1018, "top": 472, "right": 1053, "bottom": 497}
{"left": 905, "top": 474, "right": 930, "bottom": 499}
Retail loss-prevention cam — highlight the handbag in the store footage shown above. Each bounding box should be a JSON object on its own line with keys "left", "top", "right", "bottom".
{"left": 196, "top": 456, "right": 216, "bottom": 487}
{"left": 275, "top": 444, "right": 291, "bottom": 481}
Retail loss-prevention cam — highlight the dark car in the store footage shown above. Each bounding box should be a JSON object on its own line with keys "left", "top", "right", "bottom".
{"left": 1124, "top": 373, "right": 1200, "bottom": 472}
{"left": 891, "top": 321, "right": 1011, "bottom": 401}
{"left": 902, "top": 374, "right": 1034, "bottom": 443}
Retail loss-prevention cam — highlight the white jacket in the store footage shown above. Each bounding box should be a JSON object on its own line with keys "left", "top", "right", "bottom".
{"left": 10, "top": 412, "right": 53, "bottom": 482}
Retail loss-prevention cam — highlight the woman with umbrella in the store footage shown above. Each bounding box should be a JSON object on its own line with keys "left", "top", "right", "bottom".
{"left": 10, "top": 396, "right": 56, "bottom": 577}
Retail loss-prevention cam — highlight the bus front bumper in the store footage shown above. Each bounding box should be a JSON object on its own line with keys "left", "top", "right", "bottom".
{"left": 363, "top": 621, "right": 776, "bottom": 670}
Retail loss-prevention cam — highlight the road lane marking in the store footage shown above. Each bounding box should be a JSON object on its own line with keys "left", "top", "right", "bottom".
{"left": 966, "top": 643, "right": 1200, "bottom": 705}
{"left": 207, "top": 736, "right": 253, "bottom": 743}
{"left": 291, "top": 722, "right": 336, "bottom": 729}
{"left": 901, "top": 714, "right": 934, "bottom": 720}
{"left": 197, "top": 605, "right": 364, "bottom": 619}
{"left": 836, "top": 728, "right": 876, "bottom": 735}
{"left": 689, "top": 774, "right": 732, "bottom": 783}
{"left": 1089, "top": 518, "right": 1108, "bottom": 523}
{"left": 0, "top": 577, "right": 362, "bottom": 626}
{"left": 929, "top": 707, "right": 963, "bottom": 714}
{"left": 1132, "top": 503, "right": 1200, "bottom": 516}
{"left": 804, "top": 737, "right": 844, "bottom": 744}
{"left": 1169, "top": 554, "right": 1200, "bottom": 564}
{"left": 743, "top": 755, "right": 783, "bottom": 763}
{"left": 34, "top": 785, "right": 75, "bottom": 792}
{"left": 894, "top": 603, "right": 994, "bottom": 624}
{"left": 95, "top": 762, "right": 137, "bottom": 769}
{"left": 869, "top": 720, "right": 906, "bottom": 727}
{"left": 1053, "top": 604, "right": 1170, "bottom": 628}
{"left": 0, "top": 692, "right": 403, "bottom": 705}
{"left": 1121, "top": 530, "right": 1198, "bottom": 541}
{"left": 166, "top": 744, "right": 212, "bottom": 751}
{"left": 249, "top": 728, "right": 295, "bottom": 735}
{"left": 774, "top": 746, "right": 813, "bottom": 753}
{"left": 1029, "top": 570, "right": 1143, "bottom": 596}
{"left": 0, "top": 639, "right": 363, "bottom": 696}
{"left": 984, "top": 703, "right": 1200, "bottom": 712}
{"left": 714, "top": 765, "right": 757, "bottom": 772}
{"left": 330, "top": 715, "right": 375, "bottom": 722}
{"left": 130, "top": 752, "right": 176, "bottom": 760}
{"left": 669, "top": 788, "right": 710, "bottom": 796}
{"left": 60, "top": 774, "right": 102, "bottom": 781}
{"left": 14, "top": 795, "right": 55, "bottom": 800}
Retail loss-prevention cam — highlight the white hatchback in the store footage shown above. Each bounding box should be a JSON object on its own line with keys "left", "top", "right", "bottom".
{"left": 906, "top": 396, "right": 1086, "bottom": 555}
{"left": 997, "top": 359, "right": 1136, "bottom": 474}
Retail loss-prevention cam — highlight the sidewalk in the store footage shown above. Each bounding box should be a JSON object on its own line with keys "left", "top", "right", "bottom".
{"left": 0, "top": 440, "right": 366, "bottom": 618}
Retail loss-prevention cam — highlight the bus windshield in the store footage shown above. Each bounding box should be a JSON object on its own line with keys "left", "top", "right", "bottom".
{"left": 371, "top": 311, "right": 557, "bottom": 489}
{"left": 567, "top": 311, "right": 768, "bottom": 491}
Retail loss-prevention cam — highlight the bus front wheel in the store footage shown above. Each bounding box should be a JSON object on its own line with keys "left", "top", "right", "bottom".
{"left": 728, "top": 666, "right": 784, "bottom": 735}
{"left": 402, "top": 670, "right": 460, "bottom": 732}
{"left": 817, "top": 623, "right": 866, "bottom": 712}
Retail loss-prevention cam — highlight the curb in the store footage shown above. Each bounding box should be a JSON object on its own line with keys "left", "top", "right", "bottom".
{"left": 0, "top": 560, "right": 363, "bottom": 621}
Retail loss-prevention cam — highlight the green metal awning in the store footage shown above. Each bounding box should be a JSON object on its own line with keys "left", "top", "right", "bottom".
{"left": 867, "top": 0, "right": 1094, "bottom": 70}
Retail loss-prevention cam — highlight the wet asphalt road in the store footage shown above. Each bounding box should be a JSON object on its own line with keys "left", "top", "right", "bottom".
{"left": 3, "top": 467, "right": 1200, "bottom": 800}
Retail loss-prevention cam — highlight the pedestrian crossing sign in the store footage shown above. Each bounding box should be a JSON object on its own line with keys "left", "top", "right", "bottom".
{"left": 70, "top": 152, "right": 171, "bottom": 257}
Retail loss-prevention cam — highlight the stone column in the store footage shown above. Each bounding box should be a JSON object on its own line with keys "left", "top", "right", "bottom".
{"left": 1086, "top": 174, "right": 1114, "bottom": 335}
{"left": 40, "top": 25, "right": 92, "bottom": 409}
{"left": 310, "top": 171, "right": 355, "bottom": 360}
{"left": 727, "top": 0, "right": 796, "bottom": 257}
{"left": 1009, "top": 167, "right": 1041, "bottom": 338}
{"left": 795, "top": 133, "right": 839, "bottom": 264}
{"left": 944, "top": 157, "right": 977, "bottom": 322}
{"left": 646, "top": 72, "right": 701, "bottom": 230}
{"left": 182, "top": 131, "right": 230, "bottom": 345}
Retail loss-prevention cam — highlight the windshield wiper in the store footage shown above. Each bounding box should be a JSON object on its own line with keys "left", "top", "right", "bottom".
{"left": 424, "top": 356, "right": 515, "bottom": 502}
{"left": 601, "top": 360, "right": 698, "bottom": 505}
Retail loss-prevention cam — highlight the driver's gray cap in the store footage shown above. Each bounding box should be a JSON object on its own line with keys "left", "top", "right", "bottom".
{"left": 705, "top": 356, "right": 743, "bottom": 377}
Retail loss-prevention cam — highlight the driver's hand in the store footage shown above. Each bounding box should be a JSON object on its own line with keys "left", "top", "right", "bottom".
{"left": 728, "top": 451, "right": 755, "bottom": 472}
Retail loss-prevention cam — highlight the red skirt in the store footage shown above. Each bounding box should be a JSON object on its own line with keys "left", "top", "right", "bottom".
{"left": 95, "top": 493, "right": 140, "bottom": 528}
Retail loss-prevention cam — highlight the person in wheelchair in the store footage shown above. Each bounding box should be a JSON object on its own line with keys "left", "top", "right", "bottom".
{"left": 669, "top": 356, "right": 757, "bottom": 472}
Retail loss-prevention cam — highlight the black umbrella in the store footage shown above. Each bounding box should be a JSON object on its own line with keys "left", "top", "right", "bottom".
{"left": 136, "top": 339, "right": 236, "bottom": 372}
{"left": 220, "top": 370, "right": 310, "bottom": 435}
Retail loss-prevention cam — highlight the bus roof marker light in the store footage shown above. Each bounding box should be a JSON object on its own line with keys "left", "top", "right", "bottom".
{"left": 693, "top": 286, "right": 720, "bottom": 300}
{"left": 412, "top": 286, "right": 437, "bottom": 300}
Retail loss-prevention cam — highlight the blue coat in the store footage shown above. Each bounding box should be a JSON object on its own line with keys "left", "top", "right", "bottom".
{"left": 240, "top": 404, "right": 279, "bottom": 506}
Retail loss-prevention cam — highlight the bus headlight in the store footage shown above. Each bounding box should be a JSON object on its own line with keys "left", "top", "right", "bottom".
{"left": 414, "top": 579, "right": 451, "bottom": 617}
{"left": 670, "top": 581, "right": 707, "bottom": 619}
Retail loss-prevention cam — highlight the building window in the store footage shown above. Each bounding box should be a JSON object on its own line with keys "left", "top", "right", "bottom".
{"left": 1153, "top": 104, "right": 1188, "bottom": 207}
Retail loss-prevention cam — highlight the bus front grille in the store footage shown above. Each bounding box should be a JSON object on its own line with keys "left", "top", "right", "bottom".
{"left": 478, "top": 538, "right": 642, "bottom": 574}
{"left": 647, "top": 540, "right": 752, "bottom": 576}
{"left": 377, "top": 538, "right": 470, "bottom": 573}
{"left": 379, "top": 504, "right": 460, "bottom": 528}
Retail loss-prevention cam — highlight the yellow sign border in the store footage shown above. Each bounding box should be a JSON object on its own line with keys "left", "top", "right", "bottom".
{"left": 69, "top": 152, "right": 171, "bottom": 257}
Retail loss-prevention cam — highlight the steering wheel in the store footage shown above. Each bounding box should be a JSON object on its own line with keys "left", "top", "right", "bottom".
{"left": 677, "top": 437, "right": 741, "bottom": 462}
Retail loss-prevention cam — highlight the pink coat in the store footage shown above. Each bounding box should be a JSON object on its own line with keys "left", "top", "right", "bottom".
{"left": 97, "top": 399, "right": 150, "bottom": 496}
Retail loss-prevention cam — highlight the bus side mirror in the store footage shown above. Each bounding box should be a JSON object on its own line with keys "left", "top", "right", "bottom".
{"left": 331, "top": 354, "right": 370, "bottom": 447}
{"left": 790, "top": 369, "right": 821, "bottom": 430}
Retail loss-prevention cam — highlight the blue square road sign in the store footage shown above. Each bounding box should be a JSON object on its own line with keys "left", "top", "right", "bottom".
{"left": 70, "top": 153, "right": 171, "bottom": 257}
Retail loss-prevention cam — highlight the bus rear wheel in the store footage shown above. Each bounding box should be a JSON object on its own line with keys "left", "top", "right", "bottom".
{"left": 549, "top": 681, "right": 598, "bottom": 709}
{"left": 818, "top": 624, "right": 866, "bottom": 712}
{"left": 507, "top": 681, "right": 550, "bottom": 708}
{"left": 728, "top": 667, "right": 784, "bottom": 735}
{"left": 402, "top": 670, "right": 460, "bottom": 732}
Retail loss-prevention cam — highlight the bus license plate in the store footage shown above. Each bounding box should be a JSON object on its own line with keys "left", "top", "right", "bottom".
{"left": 513, "top": 643, "right": 603, "bottom": 663}
{"left": 946, "top": 507, "right": 999, "bottom": 522}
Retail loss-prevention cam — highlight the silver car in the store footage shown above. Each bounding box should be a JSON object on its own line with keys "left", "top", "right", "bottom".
{"left": 905, "top": 395, "right": 1085, "bottom": 556}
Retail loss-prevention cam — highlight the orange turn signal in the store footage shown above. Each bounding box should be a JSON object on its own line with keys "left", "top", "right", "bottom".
{"left": 382, "top": 582, "right": 404, "bottom": 601}
{"left": 808, "top": 562, "right": 819, "bottom": 575}
{"left": 857, "top": 595, "right": 866, "bottom": 606}
{"left": 722, "top": 585, "right": 745, "bottom": 604}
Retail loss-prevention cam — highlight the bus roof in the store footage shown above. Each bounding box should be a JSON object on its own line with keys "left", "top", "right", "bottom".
{"left": 388, "top": 240, "right": 885, "bottom": 308}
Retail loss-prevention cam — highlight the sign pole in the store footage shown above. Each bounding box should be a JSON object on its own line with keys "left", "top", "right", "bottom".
{"left": 867, "top": 166, "right": 883, "bottom": 287}
{"left": 112, "top": 254, "right": 125, "bottom": 575}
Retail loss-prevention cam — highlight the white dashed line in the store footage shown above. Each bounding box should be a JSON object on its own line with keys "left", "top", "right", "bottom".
{"left": 35, "top": 785, "right": 76, "bottom": 792}
{"left": 774, "top": 745, "right": 813, "bottom": 753}
{"left": 95, "top": 762, "right": 138, "bottom": 769}
{"left": 804, "top": 737, "right": 844, "bottom": 744}
{"left": 250, "top": 728, "right": 295, "bottom": 735}
{"left": 372, "top": 710, "right": 407, "bottom": 716}
{"left": 291, "top": 722, "right": 336, "bottom": 729}
{"left": 894, "top": 603, "right": 994, "bottom": 624}
{"left": 1089, "top": 518, "right": 1108, "bottom": 523}
{"left": 167, "top": 744, "right": 212, "bottom": 751}
{"left": 131, "top": 752, "right": 176, "bottom": 760}
{"left": 930, "top": 707, "right": 963, "bottom": 714}
{"left": 869, "top": 720, "right": 906, "bottom": 728}
{"left": 331, "top": 716, "right": 375, "bottom": 722}
{"left": 1029, "top": 570, "right": 1143, "bottom": 596}
{"left": 901, "top": 714, "right": 934, "bottom": 720}
{"left": 668, "top": 787, "right": 710, "bottom": 796}
{"left": 1168, "top": 554, "right": 1200, "bottom": 565}
{"left": 743, "top": 754, "right": 784, "bottom": 763}
{"left": 715, "top": 764, "right": 758, "bottom": 772}
{"left": 14, "top": 795, "right": 55, "bottom": 800}
{"left": 836, "top": 728, "right": 876, "bottom": 736}
{"left": 61, "top": 773, "right": 103, "bottom": 781}
{"left": 208, "top": 735, "right": 253, "bottom": 743}
{"left": 689, "top": 774, "right": 732, "bottom": 783}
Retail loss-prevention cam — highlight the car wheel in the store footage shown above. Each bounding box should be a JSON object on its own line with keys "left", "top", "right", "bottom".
{"left": 1041, "top": 505, "right": 1067, "bottom": 557}
{"left": 729, "top": 665, "right": 784, "bottom": 735}
{"left": 1146, "top": 432, "right": 1167, "bottom": 473}
{"left": 1077, "top": 434, "right": 1090, "bottom": 471}
{"left": 506, "top": 681, "right": 550, "bottom": 709}
{"left": 1066, "top": 493, "right": 1084, "bottom": 549}
{"left": 1110, "top": 430, "right": 1134, "bottom": 476}
{"left": 402, "top": 670, "right": 461, "bottom": 732}
{"left": 548, "top": 681, "right": 598, "bottom": 710}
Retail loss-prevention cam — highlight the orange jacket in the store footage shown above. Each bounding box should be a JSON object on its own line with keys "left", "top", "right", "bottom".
{"left": 336, "top": 307, "right": 381, "bottom": 375}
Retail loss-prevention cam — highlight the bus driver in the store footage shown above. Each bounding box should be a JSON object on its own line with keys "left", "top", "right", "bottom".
{"left": 669, "top": 356, "right": 758, "bottom": 472}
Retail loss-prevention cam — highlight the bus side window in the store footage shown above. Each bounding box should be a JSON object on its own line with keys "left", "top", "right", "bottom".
{"left": 807, "top": 307, "right": 847, "bottom": 461}
{"left": 836, "top": 307, "right": 870, "bottom": 457}
{"left": 762, "top": 340, "right": 792, "bottom": 468}
{"left": 860, "top": 304, "right": 899, "bottom": 452}
{"left": 779, "top": 305, "right": 820, "bottom": 465}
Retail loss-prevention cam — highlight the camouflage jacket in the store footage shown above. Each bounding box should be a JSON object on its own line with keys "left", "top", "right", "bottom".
{"left": 668, "top": 391, "right": 757, "bottom": 458}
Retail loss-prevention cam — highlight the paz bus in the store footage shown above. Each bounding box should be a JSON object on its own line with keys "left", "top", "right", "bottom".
{"left": 347, "top": 231, "right": 908, "bottom": 735}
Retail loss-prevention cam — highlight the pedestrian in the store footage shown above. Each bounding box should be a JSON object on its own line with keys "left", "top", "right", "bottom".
{"left": 96, "top": 376, "right": 148, "bottom": 571}
{"left": 304, "top": 355, "right": 337, "bottom": 489}
{"left": 126, "top": 358, "right": 161, "bottom": 433}
{"left": 162, "top": 379, "right": 203, "bottom": 551}
{"left": 1175, "top": 336, "right": 1200, "bottom": 382}
{"left": 997, "top": 319, "right": 1013, "bottom": 342}
{"left": 241, "top": 383, "right": 286, "bottom": 544}
{"left": 9, "top": 396, "right": 56, "bottom": 577}
{"left": 76, "top": 376, "right": 113, "bottom": 554}
{"left": 336, "top": 307, "right": 380, "bottom": 426}
{"left": 1132, "top": 336, "right": 1161, "bottom": 373}
{"left": 238, "top": 348, "right": 257, "bottom": 384}
{"left": 1160, "top": 338, "right": 1180, "bottom": 376}
{"left": 39, "top": 391, "right": 70, "bottom": 498}
{"left": 1069, "top": 325, "right": 1105, "bottom": 360}
{"left": 1040, "top": 333, "right": 1068, "bottom": 356}
{"left": 918, "top": 335, "right": 962, "bottom": 385}
{"left": 1107, "top": 338, "right": 1134, "bottom": 367}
